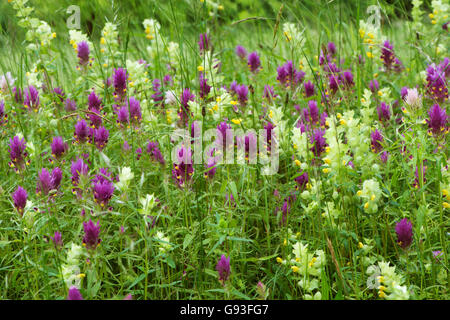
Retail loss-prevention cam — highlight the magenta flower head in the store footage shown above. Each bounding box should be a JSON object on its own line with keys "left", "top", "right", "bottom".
{"left": 395, "top": 218, "right": 413, "bottom": 249}
{"left": 179, "top": 88, "right": 195, "bottom": 125}
{"left": 307, "top": 100, "right": 319, "bottom": 124}
{"left": 0, "top": 100, "right": 7, "bottom": 126}
{"left": 24, "top": 85, "right": 40, "bottom": 111}
{"left": 327, "top": 42, "right": 337, "bottom": 56}
{"left": 425, "top": 60, "right": 449, "bottom": 102}
{"left": 381, "top": 40, "right": 403, "bottom": 72}
{"left": 74, "top": 119, "right": 93, "bottom": 144}
{"left": 198, "top": 33, "right": 209, "bottom": 53}
{"left": 294, "top": 172, "right": 308, "bottom": 191}
{"left": 146, "top": 141, "right": 165, "bottom": 165}
{"left": 68, "top": 286, "right": 83, "bottom": 300}
{"left": 36, "top": 168, "right": 51, "bottom": 195}
{"left": 304, "top": 81, "right": 315, "bottom": 97}
{"left": 93, "top": 179, "right": 114, "bottom": 208}
{"left": 94, "top": 126, "right": 109, "bottom": 151}
{"left": 216, "top": 254, "right": 231, "bottom": 285}
{"left": 82, "top": 219, "right": 101, "bottom": 250}
{"left": 263, "top": 85, "right": 276, "bottom": 102}
{"left": 204, "top": 156, "right": 217, "bottom": 179}
{"left": 9, "top": 135, "right": 27, "bottom": 167}
{"left": 113, "top": 68, "right": 128, "bottom": 102}
{"left": 51, "top": 136, "right": 68, "bottom": 160}
{"left": 236, "top": 84, "right": 248, "bottom": 106}
{"left": 380, "top": 151, "right": 389, "bottom": 164}
{"left": 216, "top": 121, "right": 232, "bottom": 150}
{"left": 377, "top": 102, "right": 391, "bottom": 123}
{"left": 369, "top": 79, "right": 379, "bottom": 93}
{"left": 77, "top": 41, "right": 90, "bottom": 66}
{"left": 426, "top": 104, "right": 448, "bottom": 136}
{"left": 199, "top": 73, "right": 211, "bottom": 99}
{"left": 172, "top": 145, "right": 194, "bottom": 188}
{"left": 127, "top": 96, "right": 142, "bottom": 126}
{"left": 65, "top": 98, "right": 77, "bottom": 112}
{"left": 51, "top": 231, "right": 63, "bottom": 249}
{"left": 235, "top": 45, "right": 247, "bottom": 60}
{"left": 247, "top": 51, "right": 261, "bottom": 73}
{"left": 370, "top": 129, "right": 384, "bottom": 153}
{"left": 310, "top": 128, "right": 327, "bottom": 157}
{"left": 12, "top": 186, "right": 27, "bottom": 215}
{"left": 71, "top": 157, "right": 89, "bottom": 190}
{"left": 116, "top": 106, "right": 129, "bottom": 127}
{"left": 342, "top": 70, "right": 354, "bottom": 88}
{"left": 88, "top": 90, "right": 103, "bottom": 110}
{"left": 13, "top": 87, "right": 23, "bottom": 104}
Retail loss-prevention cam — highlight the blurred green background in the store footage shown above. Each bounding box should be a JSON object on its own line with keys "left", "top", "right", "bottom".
{"left": 0, "top": 0, "right": 432, "bottom": 42}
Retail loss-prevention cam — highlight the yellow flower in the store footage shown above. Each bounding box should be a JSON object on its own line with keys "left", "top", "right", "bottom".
{"left": 358, "top": 242, "right": 364, "bottom": 249}
{"left": 276, "top": 257, "right": 283, "bottom": 263}
{"left": 197, "top": 65, "right": 204, "bottom": 72}
{"left": 231, "top": 118, "right": 242, "bottom": 125}
{"left": 367, "top": 52, "right": 374, "bottom": 59}
{"left": 291, "top": 266, "right": 299, "bottom": 273}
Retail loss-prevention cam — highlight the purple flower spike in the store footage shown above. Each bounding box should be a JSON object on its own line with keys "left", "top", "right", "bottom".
{"left": 88, "top": 90, "right": 102, "bottom": 110}
{"left": 51, "top": 231, "right": 63, "bottom": 249}
{"left": 369, "top": 79, "right": 379, "bottom": 93}
{"left": 94, "top": 126, "right": 109, "bottom": 151}
{"left": 216, "top": 121, "right": 232, "bottom": 150}
{"left": 9, "top": 136, "right": 28, "bottom": 170}
{"left": 294, "top": 172, "right": 308, "bottom": 191}
{"left": 68, "top": 286, "right": 83, "bottom": 300}
{"left": 425, "top": 59, "right": 449, "bottom": 102}
{"left": 146, "top": 141, "right": 165, "bottom": 165}
{"left": 310, "top": 129, "right": 327, "bottom": 157}
{"left": 51, "top": 167, "right": 63, "bottom": 190}
{"left": 247, "top": 51, "right": 261, "bottom": 73}
{"left": 381, "top": 40, "right": 403, "bottom": 72}
{"left": 370, "top": 129, "right": 384, "bottom": 153}
{"left": 380, "top": 151, "right": 389, "bottom": 164}
{"left": 263, "top": 85, "right": 276, "bottom": 102}
{"left": 12, "top": 186, "right": 27, "bottom": 215}
{"left": 65, "top": 98, "right": 77, "bottom": 112}
{"left": 172, "top": 146, "right": 194, "bottom": 188}
{"left": 36, "top": 168, "right": 54, "bottom": 196}
{"left": 377, "top": 102, "right": 391, "bottom": 123}
{"left": 93, "top": 179, "right": 115, "bottom": 208}
{"left": 198, "top": 33, "right": 209, "bottom": 53}
{"left": 235, "top": 45, "right": 247, "bottom": 60}
{"left": 199, "top": 73, "right": 211, "bottom": 99}
{"left": 82, "top": 219, "right": 101, "bottom": 250}
{"left": 395, "top": 218, "right": 413, "bottom": 249}
{"left": 216, "top": 254, "right": 231, "bottom": 285}
{"left": 51, "top": 136, "right": 68, "bottom": 160}
{"left": 71, "top": 157, "right": 89, "bottom": 187}
{"left": 304, "top": 81, "right": 315, "bottom": 97}
{"left": 128, "top": 96, "right": 142, "bottom": 126}
{"left": 113, "top": 68, "right": 128, "bottom": 102}
{"left": 178, "top": 88, "right": 195, "bottom": 125}
{"left": 426, "top": 104, "right": 448, "bottom": 136}
{"left": 24, "top": 85, "right": 40, "bottom": 111}
{"left": 327, "top": 42, "right": 337, "bottom": 56}
{"left": 74, "top": 119, "right": 92, "bottom": 144}
{"left": 77, "top": 41, "right": 90, "bottom": 66}
{"left": 236, "top": 84, "right": 248, "bottom": 106}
